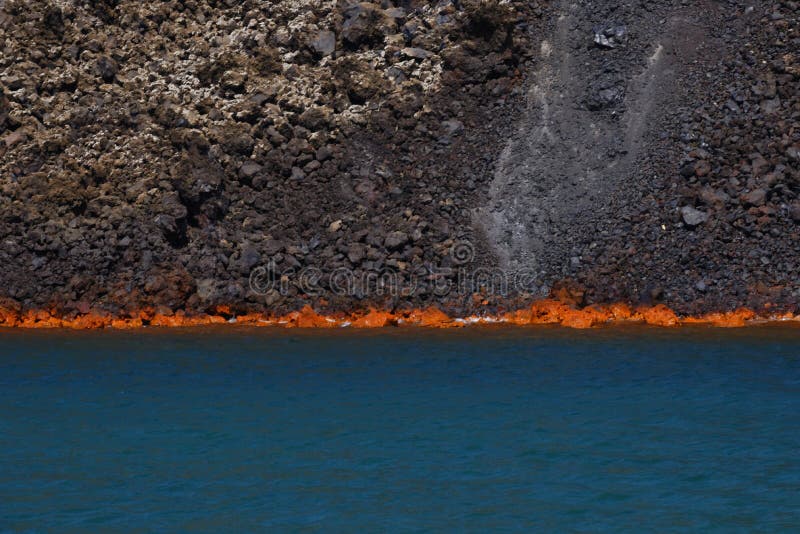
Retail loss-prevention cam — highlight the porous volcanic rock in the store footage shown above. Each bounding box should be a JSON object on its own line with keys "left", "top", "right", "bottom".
{"left": 0, "top": 0, "right": 798, "bottom": 320}
{"left": 0, "top": 0, "right": 534, "bottom": 318}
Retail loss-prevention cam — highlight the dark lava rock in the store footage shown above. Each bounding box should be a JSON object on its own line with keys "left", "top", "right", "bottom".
{"left": 342, "top": 3, "right": 391, "bottom": 49}
{"left": 311, "top": 30, "right": 336, "bottom": 57}
{"left": 239, "top": 161, "right": 262, "bottom": 180}
{"left": 263, "top": 239, "right": 284, "bottom": 256}
{"left": 96, "top": 56, "right": 119, "bottom": 82}
{"left": 742, "top": 189, "right": 767, "bottom": 207}
{"left": 789, "top": 203, "right": 800, "bottom": 223}
{"left": 347, "top": 243, "right": 366, "bottom": 264}
{"left": 236, "top": 243, "right": 262, "bottom": 274}
{"left": 587, "top": 78, "right": 624, "bottom": 111}
{"left": 694, "top": 160, "right": 711, "bottom": 177}
{"left": 315, "top": 146, "right": 332, "bottom": 162}
{"left": 384, "top": 231, "right": 409, "bottom": 250}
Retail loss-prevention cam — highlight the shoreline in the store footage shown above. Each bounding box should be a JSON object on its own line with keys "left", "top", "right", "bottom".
{"left": 1, "top": 301, "right": 798, "bottom": 330}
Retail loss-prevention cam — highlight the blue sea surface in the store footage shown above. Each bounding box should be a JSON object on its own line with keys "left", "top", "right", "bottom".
{"left": 1, "top": 326, "right": 799, "bottom": 532}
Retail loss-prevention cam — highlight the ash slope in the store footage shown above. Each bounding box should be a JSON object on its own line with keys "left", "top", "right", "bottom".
{"left": 1, "top": 0, "right": 799, "bottom": 319}
{"left": 482, "top": 0, "right": 695, "bottom": 274}
{"left": 557, "top": 0, "right": 800, "bottom": 314}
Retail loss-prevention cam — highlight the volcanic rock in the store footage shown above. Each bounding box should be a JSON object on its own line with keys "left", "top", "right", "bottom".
{"left": 384, "top": 231, "right": 409, "bottom": 250}
{"left": 311, "top": 31, "right": 336, "bottom": 57}
{"left": 742, "top": 189, "right": 767, "bottom": 207}
{"left": 681, "top": 206, "right": 708, "bottom": 227}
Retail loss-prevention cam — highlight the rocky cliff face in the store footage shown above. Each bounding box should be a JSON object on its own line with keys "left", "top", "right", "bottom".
{"left": 0, "top": 0, "right": 798, "bottom": 320}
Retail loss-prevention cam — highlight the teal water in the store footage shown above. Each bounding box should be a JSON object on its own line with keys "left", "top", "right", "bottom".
{"left": 1, "top": 326, "right": 799, "bottom": 531}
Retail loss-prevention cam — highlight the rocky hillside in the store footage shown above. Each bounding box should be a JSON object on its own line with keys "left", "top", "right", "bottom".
{"left": 0, "top": 0, "right": 798, "bottom": 320}
{"left": 571, "top": 0, "right": 800, "bottom": 314}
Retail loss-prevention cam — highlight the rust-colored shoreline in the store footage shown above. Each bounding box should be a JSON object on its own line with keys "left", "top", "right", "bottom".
{"left": 1, "top": 301, "right": 797, "bottom": 330}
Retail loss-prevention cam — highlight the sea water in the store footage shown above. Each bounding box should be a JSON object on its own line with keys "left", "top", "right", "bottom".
{"left": 1, "top": 326, "right": 799, "bottom": 531}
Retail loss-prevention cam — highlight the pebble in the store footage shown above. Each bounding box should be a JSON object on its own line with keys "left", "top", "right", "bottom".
{"left": 681, "top": 206, "right": 709, "bottom": 227}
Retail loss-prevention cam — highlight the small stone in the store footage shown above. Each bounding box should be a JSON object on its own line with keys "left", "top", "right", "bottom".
{"left": 224, "top": 133, "right": 254, "bottom": 155}
{"left": 587, "top": 83, "right": 624, "bottom": 110}
{"left": 680, "top": 162, "right": 696, "bottom": 178}
{"left": 593, "top": 25, "right": 626, "bottom": 48}
{"left": 761, "top": 98, "right": 781, "bottom": 114}
{"left": 291, "top": 167, "right": 306, "bottom": 181}
{"left": 384, "top": 231, "right": 409, "bottom": 249}
{"left": 681, "top": 206, "right": 708, "bottom": 227}
{"left": 789, "top": 203, "right": 800, "bottom": 223}
{"left": 650, "top": 286, "right": 664, "bottom": 301}
{"left": 315, "top": 146, "right": 332, "bottom": 162}
{"left": 751, "top": 156, "right": 769, "bottom": 176}
{"left": 263, "top": 239, "right": 284, "bottom": 255}
{"left": 239, "top": 161, "right": 262, "bottom": 178}
{"left": 196, "top": 279, "right": 218, "bottom": 302}
{"left": 401, "top": 47, "right": 432, "bottom": 59}
{"left": 695, "top": 280, "right": 707, "bottom": 292}
{"left": 384, "top": 7, "right": 406, "bottom": 18}
{"left": 347, "top": 243, "right": 366, "bottom": 264}
{"left": 594, "top": 33, "right": 615, "bottom": 48}
{"left": 238, "top": 243, "right": 261, "bottom": 272}
{"left": 221, "top": 70, "right": 246, "bottom": 92}
{"left": 342, "top": 3, "right": 388, "bottom": 47}
{"left": 298, "top": 107, "right": 331, "bottom": 131}
{"left": 2, "top": 130, "right": 27, "bottom": 147}
{"left": 96, "top": 56, "right": 119, "bottom": 82}
{"left": 694, "top": 160, "right": 711, "bottom": 177}
{"left": 328, "top": 220, "right": 343, "bottom": 233}
{"left": 742, "top": 188, "right": 766, "bottom": 207}
{"left": 44, "top": 6, "right": 64, "bottom": 35}
{"left": 442, "top": 119, "right": 464, "bottom": 136}
{"left": 386, "top": 66, "right": 406, "bottom": 83}
{"left": 311, "top": 30, "right": 336, "bottom": 56}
